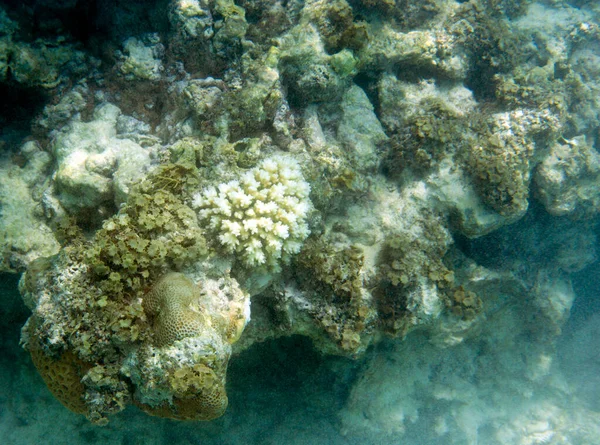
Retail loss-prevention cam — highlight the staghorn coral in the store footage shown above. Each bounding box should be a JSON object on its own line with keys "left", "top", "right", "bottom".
{"left": 192, "top": 156, "right": 311, "bottom": 270}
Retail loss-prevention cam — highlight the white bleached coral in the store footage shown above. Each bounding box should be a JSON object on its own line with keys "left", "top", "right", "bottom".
{"left": 192, "top": 156, "right": 311, "bottom": 269}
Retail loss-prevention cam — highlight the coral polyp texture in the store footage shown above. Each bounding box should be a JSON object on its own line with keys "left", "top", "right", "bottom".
{"left": 143, "top": 273, "right": 208, "bottom": 347}
{"left": 21, "top": 255, "right": 249, "bottom": 423}
{"left": 192, "top": 156, "right": 311, "bottom": 269}
{"left": 2, "top": 0, "right": 600, "bottom": 442}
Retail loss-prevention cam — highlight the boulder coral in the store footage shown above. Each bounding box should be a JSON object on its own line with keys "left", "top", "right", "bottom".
{"left": 126, "top": 272, "right": 250, "bottom": 421}
{"left": 21, "top": 262, "right": 250, "bottom": 423}
{"left": 143, "top": 273, "right": 208, "bottom": 347}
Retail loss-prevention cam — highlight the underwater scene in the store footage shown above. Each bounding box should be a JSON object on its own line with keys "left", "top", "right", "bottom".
{"left": 1, "top": 0, "right": 600, "bottom": 444}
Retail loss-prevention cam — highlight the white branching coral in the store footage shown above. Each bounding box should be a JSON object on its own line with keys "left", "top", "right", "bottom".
{"left": 192, "top": 156, "right": 311, "bottom": 269}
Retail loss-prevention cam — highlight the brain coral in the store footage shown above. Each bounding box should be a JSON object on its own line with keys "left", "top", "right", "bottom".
{"left": 143, "top": 272, "right": 207, "bottom": 347}
{"left": 25, "top": 317, "right": 91, "bottom": 416}
{"left": 131, "top": 272, "right": 250, "bottom": 421}
{"left": 191, "top": 156, "right": 311, "bottom": 270}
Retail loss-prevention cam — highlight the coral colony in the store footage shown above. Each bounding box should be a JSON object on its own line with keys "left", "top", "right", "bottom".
{"left": 1, "top": 0, "right": 600, "bottom": 442}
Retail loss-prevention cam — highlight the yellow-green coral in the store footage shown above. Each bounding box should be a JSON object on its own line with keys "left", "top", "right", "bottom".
{"left": 376, "top": 209, "right": 455, "bottom": 336}
{"left": 167, "top": 363, "right": 228, "bottom": 420}
{"left": 130, "top": 334, "right": 231, "bottom": 422}
{"left": 128, "top": 272, "right": 250, "bottom": 422}
{"left": 138, "top": 360, "right": 228, "bottom": 421}
{"left": 143, "top": 273, "right": 207, "bottom": 347}
{"left": 463, "top": 110, "right": 558, "bottom": 217}
{"left": 294, "top": 234, "right": 375, "bottom": 354}
{"left": 449, "top": 286, "right": 482, "bottom": 320}
{"left": 86, "top": 183, "right": 207, "bottom": 297}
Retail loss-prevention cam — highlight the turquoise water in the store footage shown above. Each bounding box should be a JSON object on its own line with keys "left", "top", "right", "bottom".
{"left": 3, "top": 262, "right": 600, "bottom": 444}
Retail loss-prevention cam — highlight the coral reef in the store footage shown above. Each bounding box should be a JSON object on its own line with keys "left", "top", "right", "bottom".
{"left": 117, "top": 35, "right": 165, "bottom": 82}
{"left": 143, "top": 273, "right": 209, "bottom": 347}
{"left": 124, "top": 272, "right": 250, "bottom": 421}
{"left": 534, "top": 136, "right": 600, "bottom": 218}
{"left": 0, "top": 5, "right": 89, "bottom": 89}
{"left": 0, "top": 142, "right": 60, "bottom": 272}
{"left": 0, "top": 0, "right": 599, "bottom": 441}
{"left": 85, "top": 167, "right": 207, "bottom": 296}
{"left": 291, "top": 232, "right": 376, "bottom": 356}
{"left": 20, "top": 246, "right": 249, "bottom": 423}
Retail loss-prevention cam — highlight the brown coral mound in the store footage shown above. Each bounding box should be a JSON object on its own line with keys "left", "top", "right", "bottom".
{"left": 137, "top": 391, "right": 227, "bottom": 421}
{"left": 143, "top": 273, "right": 207, "bottom": 346}
{"left": 137, "top": 363, "right": 228, "bottom": 421}
{"left": 28, "top": 340, "right": 91, "bottom": 415}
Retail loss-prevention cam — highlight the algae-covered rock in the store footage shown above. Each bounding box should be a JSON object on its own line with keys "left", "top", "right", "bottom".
{"left": 278, "top": 22, "right": 354, "bottom": 105}
{"left": 51, "top": 103, "right": 156, "bottom": 222}
{"left": 117, "top": 35, "right": 164, "bottom": 81}
{"left": 535, "top": 136, "right": 600, "bottom": 218}
{"left": 0, "top": 5, "right": 88, "bottom": 88}
{"left": 337, "top": 85, "right": 387, "bottom": 172}
{"left": 0, "top": 141, "right": 60, "bottom": 272}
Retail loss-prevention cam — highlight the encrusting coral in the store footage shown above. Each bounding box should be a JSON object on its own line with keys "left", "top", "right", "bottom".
{"left": 293, "top": 233, "right": 376, "bottom": 355}
{"left": 18, "top": 158, "right": 249, "bottom": 424}
{"left": 192, "top": 156, "right": 311, "bottom": 270}
{"left": 534, "top": 136, "right": 600, "bottom": 218}
{"left": 21, "top": 257, "right": 250, "bottom": 423}
{"left": 26, "top": 317, "right": 91, "bottom": 416}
